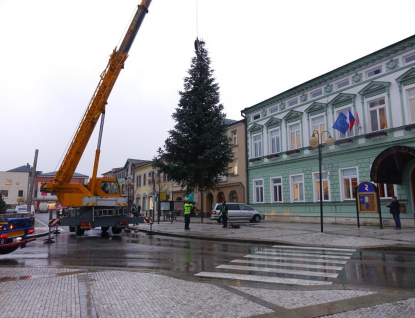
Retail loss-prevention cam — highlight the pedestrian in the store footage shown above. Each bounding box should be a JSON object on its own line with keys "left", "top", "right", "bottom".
{"left": 221, "top": 200, "right": 228, "bottom": 228}
{"left": 137, "top": 204, "right": 142, "bottom": 216}
{"left": 184, "top": 199, "right": 194, "bottom": 230}
{"left": 132, "top": 203, "right": 138, "bottom": 217}
{"left": 386, "top": 195, "right": 401, "bottom": 230}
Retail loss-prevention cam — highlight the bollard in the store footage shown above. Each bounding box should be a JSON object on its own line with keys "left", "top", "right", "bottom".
{"left": 44, "top": 210, "right": 55, "bottom": 244}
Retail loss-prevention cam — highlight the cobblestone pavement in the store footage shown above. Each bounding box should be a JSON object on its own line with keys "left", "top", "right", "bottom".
{"left": 0, "top": 266, "right": 414, "bottom": 318}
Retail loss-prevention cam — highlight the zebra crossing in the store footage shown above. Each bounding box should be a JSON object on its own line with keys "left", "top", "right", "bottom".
{"left": 195, "top": 245, "right": 356, "bottom": 286}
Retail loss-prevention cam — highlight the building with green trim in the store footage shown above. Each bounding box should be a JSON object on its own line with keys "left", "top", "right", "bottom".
{"left": 241, "top": 35, "right": 415, "bottom": 227}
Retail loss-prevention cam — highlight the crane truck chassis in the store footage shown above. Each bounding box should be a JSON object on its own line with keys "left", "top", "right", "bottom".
{"left": 40, "top": 1, "right": 152, "bottom": 236}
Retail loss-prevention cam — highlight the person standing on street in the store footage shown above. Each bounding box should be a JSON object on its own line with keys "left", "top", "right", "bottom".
{"left": 386, "top": 196, "right": 401, "bottom": 230}
{"left": 221, "top": 200, "right": 228, "bottom": 228}
{"left": 184, "top": 199, "right": 194, "bottom": 230}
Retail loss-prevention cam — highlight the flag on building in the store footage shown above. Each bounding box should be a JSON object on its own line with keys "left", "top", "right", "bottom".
{"left": 332, "top": 112, "right": 349, "bottom": 134}
{"left": 356, "top": 111, "right": 360, "bottom": 128}
{"left": 348, "top": 109, "right": 356, "bottom": 131}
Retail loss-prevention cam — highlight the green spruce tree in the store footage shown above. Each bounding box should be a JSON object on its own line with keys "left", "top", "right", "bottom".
{"left": 154, "top": 39, "right": 234, "bottom": 200}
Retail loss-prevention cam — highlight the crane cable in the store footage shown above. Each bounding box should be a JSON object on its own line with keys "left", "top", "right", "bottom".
{"left": 196, "top": 0, "right": 199, "bottom": 38}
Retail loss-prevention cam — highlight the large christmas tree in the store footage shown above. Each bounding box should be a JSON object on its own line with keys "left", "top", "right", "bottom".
{"left": 154, "top": 39, "right": 234, "bottom": 196}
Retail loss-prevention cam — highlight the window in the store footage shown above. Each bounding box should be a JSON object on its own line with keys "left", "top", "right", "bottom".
{"left": 252, "top": 134, "right": 262, "bottom": 157}
{"left": 252, "top": 113, "right": 260, "bottom": 120}
{"left": 288, "top": 98, "right": 298, "bottom": 107}
{"left": 269, "top": 129, "right": 281, "bottom": 154}
{"left": 254, "top": 179, "right": 264, "bottom": 203}
{"left": 143, "top": 174, "right": 146, "bottom": 186}
{"left": 148, "top": 171, "right": 154, "bottom": 185}
{"left": 368, "top": 97, "right": 387, "bottom": 131}
{"left": 377, "top": 183, "right": 396, "bottom": 199}
{"left": 336, "top": 79, "right": 349, "bottom": 89}
{"left": 404, "top": 53, "right": 415, "bottom": 64}
{"left": 18, "top": 190, "right": 24, "bottom": 197}
{"left": 407, "top": 87, "right": 415, "bottom": 123}
{"left": 137, "top": 175, "right": 142, "bottom": 187}
{"left": 313, "top": 172, "right": 330, "bottom": 202}
{"left": 5, "top": 179, "right": 12, "bottom": 185}
{"left": 233, "top": 160, "right": 238, "bottom": 175}
{"left": 232, "top": 130, "right": 237, "bottom": 146}
{"left": 335, "top": 107, "right": 354, "bottom": 139}
{"left": 340, "top": 168, "right": 358, "bottom": 200}
{"left": 0, "top": 190, "right": 8, "bottom": 199}
{"left": 311, "top": 89, "right": 322, "bottom": 98}
{"left": 311, "top": 115, "right": 326, "bottom": 143}
{"left": 269, "top": 106, "right": 278, "bottom": 114}
{"left": 291, "top": 174, "right": 304, "bottom": 202}
{"left": 289, "top": 123, "right": 301, "bottom": 150}
{"left": 270, "top": 177, "right": 283, "bottom": 203}
{"left": 163, "top": 173, "right": 168, "bottom": 182}
{"left": 366, "top": 67, "right": 382, "bottom": 78}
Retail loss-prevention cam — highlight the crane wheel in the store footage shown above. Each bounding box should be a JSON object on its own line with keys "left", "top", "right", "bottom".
{"left": 111, "top": 227, "right": 122, "bottom": 235}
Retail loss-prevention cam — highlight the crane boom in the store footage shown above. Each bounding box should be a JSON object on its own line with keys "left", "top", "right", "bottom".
{"left": 41, "top": 1, "right": 152, "bottom": 207}
{"left": 57, "top": 0, "right": 151, "bottom": 185}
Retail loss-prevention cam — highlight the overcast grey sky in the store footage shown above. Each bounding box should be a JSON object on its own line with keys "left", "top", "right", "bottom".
{"left": 1, "top": 0, "right": 414, "bottom": 176}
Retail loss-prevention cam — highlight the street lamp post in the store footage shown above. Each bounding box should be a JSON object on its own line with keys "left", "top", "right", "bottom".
{"left": 309, "top": 130, "right": 335, "bottom": 233}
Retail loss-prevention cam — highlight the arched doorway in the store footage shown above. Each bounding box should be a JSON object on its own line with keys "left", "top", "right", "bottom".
{"left": 206, "top": 193, "right": 213, "bottom": 210}
{"left": 229, "top": 190, "right": 238, "bottom": 202}
{"left": 370, "top": 146, "right": 415, "bottom": 184}
{"left": 217, "top": 192, "right": 225, "bottom": 203}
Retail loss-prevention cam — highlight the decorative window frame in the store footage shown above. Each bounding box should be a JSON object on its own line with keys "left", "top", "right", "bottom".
{"left": 396, "top": 67, "right": 415, "bottom": 125}
{"left": 366, "top": 65, "right": 382, "bottom": 79}
{"left": 270, "top": 176, "right": 283, "bottom": 203}
{"left": 312, "top": 171, "right": 331, "bottom": 202}
{"left": 329, "top": 93, "right": 357, "bottom": 139}
{"left": 288, "top": 98, "right": 299, "bottom": 107}
{"left": 253, "top": 178, "right": 265, "bottom": 203}
{"left": 248, "top": 123, "right": 263, "bottom": 159}
{"left": 269, "top": 105, "right": 279, "bottom": 114}
{"left": 290, "top": 173, "right": 305, "bottom": 203}
{"left": 338, "top": 166, "right": 359, "bottom": 201}
{"left": 310, "top": 88, "right": 323, "bottom": 99}
{"left": 403, "top": 52, "right": 415, "bottom": 65}
{"left": 265, "top": 117, "right": 282, "bottom": 156}
{"left": 336, "top": 78, "right": 350, "bottom": 90}
{"left": 366, "top": 95, "right": 389, "bottom": 133}
{"left": 283, "top": 110, "right": 303, "bottom": 152}
{"left": 358, "top": 81, "right": 391, "bottom": 135}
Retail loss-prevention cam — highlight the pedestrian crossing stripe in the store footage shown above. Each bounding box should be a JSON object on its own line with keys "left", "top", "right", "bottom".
{"left": 195, "top": 272, "right": 332, "bottom": 286}
{"left": 244, "top": 254, "right": 348, "bottom": 264}
{"left": 272, "top": 245, "right": 356, "bottom": 252}
{"left": 195, "top": 246, "right": 355, "bottom": 286}
{"left": 230, "top": 259, "right": 343, "bottom": 271}
{"left": 255, "top": 251, "right": 351, "bottom": 260}
{"left": 262, "top": 248, "right": 354, "bottom": 256}
{"left": 216, "top": 264, "right": 338, "bottom": 278}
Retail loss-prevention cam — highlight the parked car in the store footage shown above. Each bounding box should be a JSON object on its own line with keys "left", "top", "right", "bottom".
{"left": 210, "top": 203, "right": 265, "bottom": 223}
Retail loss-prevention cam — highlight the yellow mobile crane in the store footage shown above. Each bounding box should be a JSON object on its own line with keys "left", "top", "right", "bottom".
{"left": 40, "top": 0, "right": 152, "bottom": 236}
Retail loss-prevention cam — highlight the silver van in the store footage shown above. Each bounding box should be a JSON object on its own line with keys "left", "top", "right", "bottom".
{"left": 210, "top": 203, "right": 265, "bottom": 223}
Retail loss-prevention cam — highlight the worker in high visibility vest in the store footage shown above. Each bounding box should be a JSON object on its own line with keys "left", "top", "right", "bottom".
{"left": 184, "top": 199, "right": 194, "bottom": 230}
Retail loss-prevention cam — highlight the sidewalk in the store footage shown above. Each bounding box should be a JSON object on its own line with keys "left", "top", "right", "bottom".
{"left": 133, "top": 217, "right": 415, "bottom": 250}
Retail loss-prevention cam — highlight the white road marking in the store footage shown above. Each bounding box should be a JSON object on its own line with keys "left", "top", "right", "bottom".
{"left": 255, "top": 251, "right": 351, "bottom": 260}
{"left": 272, "top": 245, "right": 356, "bottom": 252}
{"left": 195, "top": 272, "right": 332, "bottom": 286}
{"left": 244, "top": 254, "right": 347, "bottom": 264}
{"left": 230, "top": 259, "right": 343, "bottom": 271}
{"left": 216, "top": 264, "right": 338, "bottom": 278}
{"left": 261, "top": 248, "right": 354, "bottom": 256}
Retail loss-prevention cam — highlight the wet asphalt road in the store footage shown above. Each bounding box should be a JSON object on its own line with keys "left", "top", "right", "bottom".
{"left": 1, "top": 224, "right": 415, "bottom": 290}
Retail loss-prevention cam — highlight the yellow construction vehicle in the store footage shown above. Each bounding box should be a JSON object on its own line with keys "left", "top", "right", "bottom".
{"left": 40, "top": 0, "right": 152, "bottom": 236}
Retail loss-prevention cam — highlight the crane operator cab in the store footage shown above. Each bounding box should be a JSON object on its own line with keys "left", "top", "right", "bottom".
{"left": 100, "top": 181, "right": 118, "bottom": 194}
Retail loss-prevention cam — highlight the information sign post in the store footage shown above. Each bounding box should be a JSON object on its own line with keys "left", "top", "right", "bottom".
{"left": 355, "top": 182, "right": 383, "bottom": 229}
